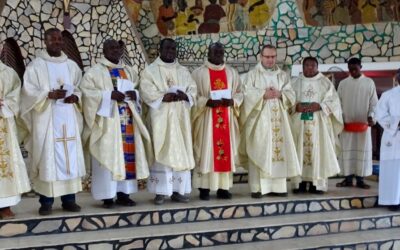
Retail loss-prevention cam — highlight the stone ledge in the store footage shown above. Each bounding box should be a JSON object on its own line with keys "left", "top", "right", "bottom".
{"left": 0, "top": 195, "right": 377, "bottom": 238}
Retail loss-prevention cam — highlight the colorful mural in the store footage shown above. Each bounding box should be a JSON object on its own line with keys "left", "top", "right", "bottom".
{"left": 148, "top": 0, "right": 277, "bottom": 36}
{"left": 298, "top": 0, "right": 400, "bottom": 26}
{"left": 124, "top": 0, "right": 143, "bottom": 23}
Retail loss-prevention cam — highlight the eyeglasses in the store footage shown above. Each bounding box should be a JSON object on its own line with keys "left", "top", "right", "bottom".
{"left": 261, "top": 54, "right": 277, "bottom": 58}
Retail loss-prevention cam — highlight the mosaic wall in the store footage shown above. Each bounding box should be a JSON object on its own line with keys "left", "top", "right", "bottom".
{"left": 0, "top": 0, "right": 146, "bottom": 72}
{"left": 134, "top": 0, "right": 400, "bottom": 69}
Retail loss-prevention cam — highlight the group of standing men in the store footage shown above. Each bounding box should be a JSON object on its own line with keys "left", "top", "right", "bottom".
{"left": 1, "top": 27, "right": 400, "bottom": 219}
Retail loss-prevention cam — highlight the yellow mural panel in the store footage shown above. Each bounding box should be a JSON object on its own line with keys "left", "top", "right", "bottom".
{"left": 141, "top": 0, "right": 277, "bottom": 36}
{"left": 299, "top": 0, "right": 400, "bottom": 26}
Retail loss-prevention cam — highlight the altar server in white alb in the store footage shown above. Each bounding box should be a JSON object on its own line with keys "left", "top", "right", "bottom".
{"left": 0, "top": 61, "right": 31, "bottom": 219}
{"left": 240, "top": 45, "right": 300, "bottom": 198}
{"left": 191, "top": 42, "right": 243, "bottom": 200}
{"left": 140, "top": 38, "right": 197, "bottom": 205}
{"left": 336, "top": 58, "right": 378, "bottom": 189}
{"left": 375, "top": 69, "right": 400, "bottom": 211}
{"left": 20, "top": 28, "right": 85, "bottom": 215}
{"left": 81, "top": 39, "right": 150, "bottom": 209}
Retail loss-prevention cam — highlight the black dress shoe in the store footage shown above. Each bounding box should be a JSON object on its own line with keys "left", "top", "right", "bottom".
{"left": 270, "top": 192, "right": 288, "bottom": 197}
{"left": 116, "top": 197, "right": 136, "bottom": 206}
{"left": 102, "top": 199, "right": 115, "bottom": 209}
{"left": 251, "top": 192, "right": 262, "bottom": 199}
{"left": 199, "top": 188, "right": 210, "bottom": 201}
{"left": 62, "top": 202, "right": 81, "bottom": 212}
{"left": 216, "top": 189, "right": 232, "bottom": 199}
{"left": 309, "top": 184, "right": 324, "bottom": 194}
{"left": 39, "top": 204, "right": 53, "bottom": 216}
{"left": 388, "top": 205, "right": 400, "bottom": 211}
{"left": 171, "top": 192, "right": 189, "bottom": 203}
{"left": 293, "top": 181, "right": 308, "bottom": 194}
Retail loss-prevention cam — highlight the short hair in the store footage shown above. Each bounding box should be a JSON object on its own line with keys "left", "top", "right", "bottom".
{"left": 44, "top": 28, "right": 61, "bottom": 39}
{"left": 261, "top": 44, "right": 276, "bottom": 53}
{"left": 347, "top": 57, "right": 362, "bottom": 66}
{"left": 159, "top": 38, "right": 176, "bottom": 51}
{"left": 103, "top": 39, "right": 120, "bottom": 52}
{"left": 208, "top": 42, "right": 224, "bottom": 50}
{"left": 302, "top": 56, "right": 319, "bottom": 66}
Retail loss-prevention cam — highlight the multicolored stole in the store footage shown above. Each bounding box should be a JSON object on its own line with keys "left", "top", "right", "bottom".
{"left": 209, "top": 68, "right": 232, "bottom": 172}
{"left": 109, "top": 68, "right": 136, "bottom": 180}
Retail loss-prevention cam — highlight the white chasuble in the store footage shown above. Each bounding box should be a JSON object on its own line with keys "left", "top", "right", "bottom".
{"left": 291, "top": 73, "right": 343, "bottom": 190}
{"left": 0, "top": 62, "right": 31, "bottom": 205}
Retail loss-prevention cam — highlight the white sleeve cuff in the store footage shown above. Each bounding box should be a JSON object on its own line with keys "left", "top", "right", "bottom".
{"left": 148, "top": 97, "right": 163, "bottom": 110}
{"left": 97, "top": 91, "right": 113, "bottom": 118}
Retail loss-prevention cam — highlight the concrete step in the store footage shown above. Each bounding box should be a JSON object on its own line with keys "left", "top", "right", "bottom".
{"left": 2, "top": 207, "right": 399, "bottom": 249}
{"left": 196, "top": 228, "right": 400, "bottom": 250}
{"left": 0, "top": 180, "right": 378, "bottom": 238}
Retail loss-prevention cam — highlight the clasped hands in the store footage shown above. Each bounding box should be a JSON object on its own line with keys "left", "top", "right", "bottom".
{"left": 263, "top": 87, "right": 281, "bottom": 100}
{"left": 295, "top": 102, "right": 321, "bottom": 113}
{"left": 48, "top": 89, "right": 79, "bottom": 104}
{"left": 111, "top": 90, "right": 137, "bottom": 102}
{"left": 162, "top": 90, "right": 189, "bottom": 103}
{"left": 206, "top": 98, "right": 234, "bottom": 108}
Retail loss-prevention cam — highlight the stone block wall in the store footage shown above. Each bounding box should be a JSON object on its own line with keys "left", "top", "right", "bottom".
{"left": 134, "top": 0, "right": 400, "bottom": 68}
{"left": 0, "top": 0, "right": 146, "bottom": 72}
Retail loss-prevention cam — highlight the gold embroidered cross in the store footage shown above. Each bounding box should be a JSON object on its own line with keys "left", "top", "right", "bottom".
{"left": 55, "top": 124, "right": 76, "bottom": 175}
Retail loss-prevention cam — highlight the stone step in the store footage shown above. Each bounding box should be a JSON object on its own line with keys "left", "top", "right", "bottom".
{"left": 2, "top": 207, "right": 399, "bottom": 249}
{"left": 0, "top": 181, "right": 378, "bottom": 238}
{"left": 196, "top": 228, "right": 400, "bottom": 250}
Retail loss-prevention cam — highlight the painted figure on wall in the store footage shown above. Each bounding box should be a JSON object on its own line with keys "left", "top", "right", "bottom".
{"left": 176, "top": 0, "right": 199, "bottom": 35}
{"left": 157, "top": 0, "right": 177, "bottom": 36}
{"left": 361, "top": 0, "right": 379, "bottom": 23}
{"left": 125, "top": 0, "right": 143, "bottom": 23}
{"left": 198, "top": 0, "right": 226, "bottom": 34}
{"left": 248, "top": 0, "right": 270, "bottom": 29}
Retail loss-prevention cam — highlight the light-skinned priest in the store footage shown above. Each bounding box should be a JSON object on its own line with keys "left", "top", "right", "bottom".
{"left": 0, "top": 61, "right": 31, "bottom": 219}
{"left": 191, "top": 42, "right": 243, "bottom": 200}
{"left": 20, "top": 28, "right": 85, "bottom": 215}
{"left": 291, "top": 57, "right": 343, "bottom": 194}
{"left": 139, "top": 38, "right": 197, "bottom": 205}
{"left": 336, "top": 58, "right": 378, "bottom": 189}
{"left": 240, "top": 45, "right": 300, "bottom": 198}
{"left": 375, "top": 69, "right": 400, "bottom": 211}
{"left": 80, "top": 39, "right": 150, "bottom": 208}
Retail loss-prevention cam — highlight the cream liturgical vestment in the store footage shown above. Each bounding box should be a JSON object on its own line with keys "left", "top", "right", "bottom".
{"left": 0, "top": 62, "right": 30, "bottom": 207}
{"left": 291, "top": 73, "right": 343, "bottom": 191}
{"left": 337, "top": 75, "right": 378, "bottom": 177}
{"left": 20, "top": 51, "right": 85, "bottom": 197}
{"left": 140, "top": 57, "right": 196, "bottom": 196}
{"left": 191, "top": 61, "right": 243, "bottom": 191}
{"left": 240, "top": 64, "right": 301, "bottom": 194}
{"left": 375, "top": 86, "right": 400, "bottom": 205}
{"left": 80, "top": 57, "right": 150, "bottom": 200}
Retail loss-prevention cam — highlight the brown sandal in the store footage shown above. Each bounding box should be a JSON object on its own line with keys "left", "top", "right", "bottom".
{"left": 356, "top": 181, "right": 370, "bottom": 189}
{"left": 336, "top": 179, "right": 353, "bottom": 187}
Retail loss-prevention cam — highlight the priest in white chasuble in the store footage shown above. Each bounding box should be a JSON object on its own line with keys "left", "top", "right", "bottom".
{"left": 240, "top": 45, "right": 300, "bottom": 198}
{"left": 336, "top": 58, "right": 378, "bottom": 189}
{"left": 139, "top": 38, "right": 197, "bottom": 205}
{"left": 291, "top": 57, "right": 343, "bottom": 194}
{"left": 20, "top": 28, "right": 85, "bottom": 215}
{"left": 375, "top": 69, "right": 400, "bottom": 211}
{"left": 81, "top": 39, "right": 150, "bottom": 209}
{"left": 191, "top": 42, "right": 243, "bottom": 200}
{"left": 0, "top": 61, "right": 31, "bottom": 219}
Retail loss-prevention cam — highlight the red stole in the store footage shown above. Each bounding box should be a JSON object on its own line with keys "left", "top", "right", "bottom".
{"left": 209, "top": 68, "right": 232, "bottom": 172}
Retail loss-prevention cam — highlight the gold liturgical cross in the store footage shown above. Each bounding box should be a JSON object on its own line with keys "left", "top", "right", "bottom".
{"left": 55, "top": 124, "right": 76, "bottom": 175}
